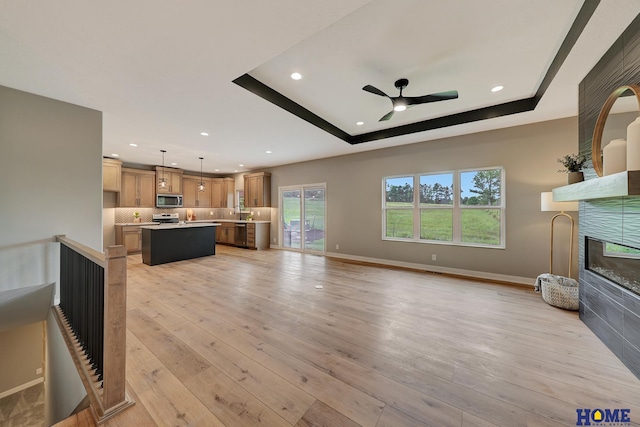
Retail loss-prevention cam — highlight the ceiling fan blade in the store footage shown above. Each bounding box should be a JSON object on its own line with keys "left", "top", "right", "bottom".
{"left": 363, "top": 85, "right": 390, "bottom": 97}
{"left": 405, "top": 90, "right": 459, "bottom": 106}
{"left": 379, "top": 110, "right": 395, "bottom": 121}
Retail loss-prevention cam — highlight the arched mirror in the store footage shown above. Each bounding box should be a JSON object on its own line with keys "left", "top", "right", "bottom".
{"left": 592, "top": 85, "right": 640, "bottom": 176}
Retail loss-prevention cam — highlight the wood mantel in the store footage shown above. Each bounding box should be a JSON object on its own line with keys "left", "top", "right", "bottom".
{"left": 552, "top": 170, "right": 640, "bottom": 202}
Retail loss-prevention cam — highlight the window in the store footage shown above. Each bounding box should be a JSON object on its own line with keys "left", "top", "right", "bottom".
{"left": 237, "top": 190, "right": 245, "bottom": 210}
{"left": 385, "top": 176, "right": 414, "bottom": 238}
{"left": 383, "top": 167, "right": 505, "bottom": 247}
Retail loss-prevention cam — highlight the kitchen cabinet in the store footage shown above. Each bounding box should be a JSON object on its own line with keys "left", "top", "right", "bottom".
{"left": 115, "top": 225, "right": 143, "bottom": 254}
{"left": 155, "top": 166, "right": 183, "bottom": 194}
{"left": 244, "top": 172, "right": 271, "bottom": 207}
{"left": 211, "top": 177, "right": 234, "bottom": 208}
{"left": 246, "top": 222, "right": 270, "bottom": 250}
{"left": 103, "top": 158, "right": 122, "bottom": 192}
{"left": 183, "top": 175, "right": 211, "bottom": 208}
{"left": 119, "top": 168, "right": 156, "bottom": 207}
{"left": 216, "top": 222, "right": 235, "bottom": 245}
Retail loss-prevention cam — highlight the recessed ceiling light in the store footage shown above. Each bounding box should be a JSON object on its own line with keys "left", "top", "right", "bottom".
{"left": 266, "top": 150, "right": 272, "bottom": 154}
{"left": 239, "top": 164, "right": 244, "bottom": 167}
{"left": 234, "top": 169, "right": 238, "bottom": 172}
{"left": 111, "top": 153, "right": 119, "bottom": 157}
{"left": 200, "top": 132, "right": 209, "bottom": 136}
{"left": 129, "top": 143, "right": 137, "bottom": 147}
{"left": 491, "top": 85, "right": 504, "bottom": 93}
{"left": 214, "top": 169, "right": 220, "bottom": 172}
{"left": 393, "top": 105, "right": 407, "bottom": 112}
{"left": 356, "top": 121, "right": 364, "bottom": 126}
{"left": 171, "top": 162, "right": 178, "bottom": 166}
{"left": 291, "top": 72, "right": 302, "bottom": 80}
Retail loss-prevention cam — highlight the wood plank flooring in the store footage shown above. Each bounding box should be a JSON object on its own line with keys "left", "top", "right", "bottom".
{"left": 95, "top": 246, "right": 640, "bottom": 427}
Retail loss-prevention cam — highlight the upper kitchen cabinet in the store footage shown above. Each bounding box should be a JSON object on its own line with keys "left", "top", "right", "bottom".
{"left": 183, "top": 175, "right": 211, "bottom": 208}
{"left": 211, "top": 177, "right": 235, "bottom": 208}
{"left": 119, "top": 168, "right": 156, "bottom": 207}
{"left": 155, "top": 166, "right": 183, "bottom": 194}
{"left": 103, "top": 158, "right": 122, "bottom": 192}
{"left": 244, "top": 172, "right": 271, "bottom": 208}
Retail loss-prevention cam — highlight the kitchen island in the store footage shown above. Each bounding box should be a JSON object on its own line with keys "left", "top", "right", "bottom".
{"left": 141, "top": 223, "right": 219, "bottom": 266}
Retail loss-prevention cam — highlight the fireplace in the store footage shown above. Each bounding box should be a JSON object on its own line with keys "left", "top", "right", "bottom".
{"left": 586, "top": 237, "right": 640, "bottom": 296}
{"left": 579, "top": 231, "right": 640, "bottom": 380}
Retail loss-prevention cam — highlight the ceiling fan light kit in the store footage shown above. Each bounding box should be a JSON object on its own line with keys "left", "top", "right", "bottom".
{"left": 362, "top": 78, "right": 458, "bottom": 122}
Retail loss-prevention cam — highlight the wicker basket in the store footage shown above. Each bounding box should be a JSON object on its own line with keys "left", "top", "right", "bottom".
{"left": 538, "top": 275, "right": 579, "bottom": 310}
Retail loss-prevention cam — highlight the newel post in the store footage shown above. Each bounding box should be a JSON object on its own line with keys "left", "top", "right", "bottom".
{"left": 102, "top": 245, "right": 128, "bottom": 411}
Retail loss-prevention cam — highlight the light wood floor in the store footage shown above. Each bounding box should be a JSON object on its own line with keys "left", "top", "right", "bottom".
{"left": 93, "top": 246, "right": 640, "bottom": 427}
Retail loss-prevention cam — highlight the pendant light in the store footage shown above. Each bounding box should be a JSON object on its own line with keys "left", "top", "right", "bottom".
{"left": 158, "top": 150, "right": 168, "bottom": 190}
{"left": 198, "top": 157, "right": 205, "bottom": 192}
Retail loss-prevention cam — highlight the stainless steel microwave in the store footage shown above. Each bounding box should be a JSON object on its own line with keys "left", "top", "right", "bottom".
{"left": 156, "top": 194, "right": 183, "bottom": 208}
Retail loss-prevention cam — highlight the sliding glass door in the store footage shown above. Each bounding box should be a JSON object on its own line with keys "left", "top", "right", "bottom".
{"left": 280, "top": 185, "right": 325, "bottom": 253}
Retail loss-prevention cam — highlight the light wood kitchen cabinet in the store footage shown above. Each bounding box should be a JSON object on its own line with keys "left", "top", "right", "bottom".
{"left": 155, "top": 166, "right": 183, "bottom": 194}
{"left": 216, "top": 222, "right": 235, "bottom": 245}
{"left": 246, "top": 222, "right": 270, "bottom": 250}
{"left": 115, "top": 225, "right": 143, "bottom": 254}
{"left": 211, "top": 177, "right": 234, "bottom": 208}
{"left": 244, "top": 172, "right": 271, "bottom": 208}
{"left": 119, "top": 168, "right": 156, "bottom": 207}
{"left": 183, "top": 175, "right": 211, "bottom": 208}
{"left": 103, "top": 158, "right": 122, "bottom": 192}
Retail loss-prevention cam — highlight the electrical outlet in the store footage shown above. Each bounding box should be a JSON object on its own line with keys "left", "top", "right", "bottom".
{"left": 273, "top": 237, "right": 276, "bottom": 243}
{"left": 210, "top": 211, "right": 213, "bottom": 215}
{"left": 432, "top": 254, "right": 437, "bottom": 261}
{"left": 336, "top": 244, "right": 340, "bottom": 250}
{"left": 36, "top": 367, "right": 42, "bottom": 375}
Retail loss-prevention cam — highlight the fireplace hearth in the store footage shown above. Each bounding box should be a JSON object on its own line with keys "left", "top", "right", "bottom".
{"left": 586, "top": 237, "right": 640, "bottom": 296}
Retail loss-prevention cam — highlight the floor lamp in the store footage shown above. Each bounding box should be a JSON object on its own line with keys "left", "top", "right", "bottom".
{"left": 541, "top": 192, "right": 579, "bottom": 278}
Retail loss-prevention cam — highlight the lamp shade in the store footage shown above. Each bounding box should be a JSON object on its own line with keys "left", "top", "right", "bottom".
{"left": 541, "top": 192, "right": 578, "bottom": 212}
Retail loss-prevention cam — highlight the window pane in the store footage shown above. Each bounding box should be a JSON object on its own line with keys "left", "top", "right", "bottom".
{"left": 460, "top": 169, "right": 501, "bottom": 206}
{"left": 385, "top": 176, "right": 413, "bottom": 207}
{"left": 461, "top": 209, "right": 501, "bottom": 245}
{"left": 304, "top": 188, "right": 325, "bottom": 252}
{"left": 386, "top": 210, "right": 413, "bottom": 238}
{"left": 419, "top": 173, "right": 453, "bottom": 206}
{"left": 420, "top": 209, "right": 452, "bottom": 241}
{"left": 282, "top": 190, "right": 301, "bottom": 249}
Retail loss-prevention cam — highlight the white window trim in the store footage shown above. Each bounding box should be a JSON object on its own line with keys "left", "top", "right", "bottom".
{"left": 382, "top": 167, "right": 505, "bottom": 249}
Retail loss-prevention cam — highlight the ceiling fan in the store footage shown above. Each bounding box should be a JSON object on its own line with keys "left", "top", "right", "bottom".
{"left": 362, "top": 78, "right": 458, "bottom": 122}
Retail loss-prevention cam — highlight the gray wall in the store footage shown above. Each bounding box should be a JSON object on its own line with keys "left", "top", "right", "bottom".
{"left": 0, "top": 322, "right": 43, "bottom": 394}
{"left": 0, "top": 85, "right": 100, "bottom": 419}
{"left": 269, "top": 117, "right": 581, "bottom": 283}
{"left": 45, "top": 310, "right": 86, "bottom": 426}
{"left": 0, "top": 84, "right": 103, "bottom": 252}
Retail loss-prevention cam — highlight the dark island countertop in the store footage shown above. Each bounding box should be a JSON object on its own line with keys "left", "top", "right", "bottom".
{"left": 141, "top": 223, "right": 219, "bottom": 266}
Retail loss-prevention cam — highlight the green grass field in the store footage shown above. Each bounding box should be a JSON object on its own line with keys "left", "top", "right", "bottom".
{"left": 282, "top": 196, "right": 326, "bottom": 251}
{"left": 386, "top": 205, "right": 501, "bottom": 245}
{"left": 280, "top": 197, "right": 501, "bottom": 250}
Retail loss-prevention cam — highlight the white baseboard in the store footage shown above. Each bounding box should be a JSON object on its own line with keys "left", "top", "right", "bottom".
{"left": 0, "top": 377, "right": 44, "bottom": 399}
{"left": 325, "top": 251, "right": 535, "bottom": 286}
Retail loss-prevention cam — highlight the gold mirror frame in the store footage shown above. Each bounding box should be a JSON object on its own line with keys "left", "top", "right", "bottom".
{"left": 592, "top": 84, "right": 640, "bottom": 176}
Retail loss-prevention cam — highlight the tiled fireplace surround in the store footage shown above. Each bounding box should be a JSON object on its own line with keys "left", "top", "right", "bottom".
{"left": 579, "top": 198, "right": 640, "bottom": 379}
{"left": 576, "top": 14, "right": 640, "bottom": 379}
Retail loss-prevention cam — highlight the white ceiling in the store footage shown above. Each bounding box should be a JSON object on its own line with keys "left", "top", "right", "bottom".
{"left": 1, "top": 1, "right": 640, "bottom": 174}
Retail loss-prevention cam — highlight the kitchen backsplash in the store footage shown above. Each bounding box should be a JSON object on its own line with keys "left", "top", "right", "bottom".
{"left": 115, "top": 207, "right": 273, "bottom": 223}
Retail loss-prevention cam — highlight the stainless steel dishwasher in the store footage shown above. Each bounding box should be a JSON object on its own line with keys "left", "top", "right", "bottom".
{"left": 234, "top": 223, "right": 247, "bottom": 247}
